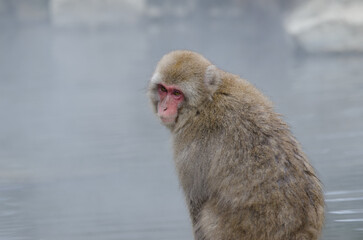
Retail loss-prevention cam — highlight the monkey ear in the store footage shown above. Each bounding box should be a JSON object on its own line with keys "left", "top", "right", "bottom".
{"left": 204, "top": 65, "right": 221, "bottom": 97}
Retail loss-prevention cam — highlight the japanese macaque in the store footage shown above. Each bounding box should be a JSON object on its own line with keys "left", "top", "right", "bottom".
{"left": 148, "top": 50, "right": 324, "bottom": 240}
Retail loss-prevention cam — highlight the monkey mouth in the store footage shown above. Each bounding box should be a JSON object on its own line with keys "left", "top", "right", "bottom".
{"left": 159, "top": 116, "right": 176, "bottom": 125}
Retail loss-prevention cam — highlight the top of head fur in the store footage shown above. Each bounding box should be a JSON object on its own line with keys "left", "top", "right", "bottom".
{"left": 155, "top": 51, "right": 210, "bottom": 84}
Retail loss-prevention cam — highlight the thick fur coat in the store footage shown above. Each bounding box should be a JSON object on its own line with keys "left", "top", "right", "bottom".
{"left": 148, "top": 50, "right": 324, "bottom": 240}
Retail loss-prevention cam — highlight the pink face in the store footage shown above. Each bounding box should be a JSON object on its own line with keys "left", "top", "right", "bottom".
{"left": 157, "top": 84, "right": 184, "bottom": 124}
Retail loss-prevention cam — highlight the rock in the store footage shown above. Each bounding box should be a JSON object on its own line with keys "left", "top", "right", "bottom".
{"left": 285, "top": 0, "right": 363, "bottom": 53}
{"left": 50, "top": 0, "right": 146, "bottom": 28}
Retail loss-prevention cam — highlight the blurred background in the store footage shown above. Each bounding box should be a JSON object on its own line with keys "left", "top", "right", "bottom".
{"left": 0, "top": 0, "right": 363, "bottom": 239}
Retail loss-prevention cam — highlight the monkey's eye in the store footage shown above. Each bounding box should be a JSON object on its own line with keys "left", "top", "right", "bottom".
{"left": 173, "top": 90, "right": 182, "bottom": 96}
{"left": 158, "top": 84, "right": 167, "bottom": 93}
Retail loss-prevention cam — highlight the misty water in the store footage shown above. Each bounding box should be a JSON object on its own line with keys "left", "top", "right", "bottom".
{"left": 1, "top": 1, "right": 363, "bottom": 240}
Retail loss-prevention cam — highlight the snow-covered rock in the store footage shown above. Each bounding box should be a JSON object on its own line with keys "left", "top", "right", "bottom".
{"left": 285, "top": 0, "right": 363, "bottom": 53}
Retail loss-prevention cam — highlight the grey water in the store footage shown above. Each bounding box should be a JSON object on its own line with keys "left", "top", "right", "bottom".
{"left": 1, "top": 1, "right": 363, "bottom": 239}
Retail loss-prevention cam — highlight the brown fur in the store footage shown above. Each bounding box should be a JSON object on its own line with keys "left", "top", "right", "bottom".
{"left": 148, "top": 50, "right": 324, "bottom": 240}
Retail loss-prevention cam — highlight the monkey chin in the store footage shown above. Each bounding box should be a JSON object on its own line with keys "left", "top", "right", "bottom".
{"left": 159, "top": 116, "right": 176, "bottom": 127}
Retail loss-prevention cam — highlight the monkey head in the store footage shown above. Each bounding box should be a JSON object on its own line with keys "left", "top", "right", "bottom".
{"left": 148, "top": 50, "right": 221, "bottom": 128}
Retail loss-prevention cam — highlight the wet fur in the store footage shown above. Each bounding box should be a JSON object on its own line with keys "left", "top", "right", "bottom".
{"left": 148, "top": 50, "right": 324, "bottom": 240}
